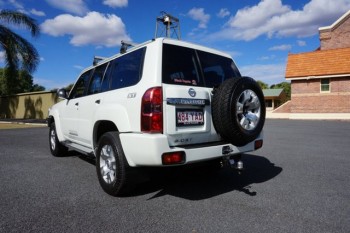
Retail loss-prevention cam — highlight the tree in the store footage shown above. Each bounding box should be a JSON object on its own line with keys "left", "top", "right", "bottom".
{"left": 32, "top": 84, "right": 45, "bottom": 92}
{"left": 51, "top": 83, "right": 74, "bottom": 93}
{"left": 270, "top": 82, "right": 291, "bottom": 100}
{"left": 256, "top": 80, "right": 269, "bottom": 89}
{"left": 0, "top": 68, "right": 45, "bottom": 95}
{"left": 0, "top": 10, "right": 40, "bottom": 81}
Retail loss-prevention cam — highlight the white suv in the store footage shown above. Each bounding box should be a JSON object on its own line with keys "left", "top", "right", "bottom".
{"left": 48, "top": 38, "right": 265, "bottom": 196}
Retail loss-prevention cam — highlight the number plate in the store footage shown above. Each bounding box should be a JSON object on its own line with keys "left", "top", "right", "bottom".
{"left": 176, "top": 109, "right": 204, "bottom": 126}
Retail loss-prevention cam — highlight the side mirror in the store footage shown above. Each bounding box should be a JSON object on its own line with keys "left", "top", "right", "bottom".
{"left": 57, "top": 88, "right": 68, "bottom": 99}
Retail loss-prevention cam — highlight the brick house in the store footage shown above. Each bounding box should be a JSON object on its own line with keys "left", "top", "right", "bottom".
{"left": 285, "top": 10, "right": 350, "bottom": 113}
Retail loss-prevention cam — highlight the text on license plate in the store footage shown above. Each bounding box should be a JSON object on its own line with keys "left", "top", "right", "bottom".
{"left": 176, "top": 109, "right": 204, "bottom": 126}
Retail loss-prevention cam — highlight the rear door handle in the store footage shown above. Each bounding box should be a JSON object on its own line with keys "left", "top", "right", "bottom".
{"left": 75, "top": 102, "right": 79, "bottom": 106}
{"left": 95, "top": 99, "right": 101, "bottom": 104}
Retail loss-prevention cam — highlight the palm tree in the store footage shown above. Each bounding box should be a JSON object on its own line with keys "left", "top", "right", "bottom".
{"left": 0, "top": 10, "right": 40, "bottom": 74}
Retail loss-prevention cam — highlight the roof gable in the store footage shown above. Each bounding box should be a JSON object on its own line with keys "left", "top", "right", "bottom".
{"left": 319, "top": 10, "right": 350, "bottom": 32}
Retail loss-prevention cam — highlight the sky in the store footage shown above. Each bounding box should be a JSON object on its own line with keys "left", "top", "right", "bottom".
{"left": 1, "top": 0, "right": 350, "bottom": 90}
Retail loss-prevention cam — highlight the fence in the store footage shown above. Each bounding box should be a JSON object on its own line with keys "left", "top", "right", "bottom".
{"left": 0, "top": 91, "right": 59, "bottom": 119}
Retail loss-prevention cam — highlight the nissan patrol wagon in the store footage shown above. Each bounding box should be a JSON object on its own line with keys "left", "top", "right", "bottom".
{"left": 48, "top": 37, "right": 265, "bottom": 196}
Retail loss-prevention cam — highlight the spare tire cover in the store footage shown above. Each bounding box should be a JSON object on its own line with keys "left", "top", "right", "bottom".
{"left": 211, "top": 77, "right": 265, "bottom": 146}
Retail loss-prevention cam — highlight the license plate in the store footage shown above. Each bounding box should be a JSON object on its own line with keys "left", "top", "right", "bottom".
{"left": 176, "top": 109, "right": 204, "bottom": 126}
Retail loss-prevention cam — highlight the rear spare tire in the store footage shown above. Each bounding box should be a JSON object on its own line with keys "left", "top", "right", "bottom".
{"left": 212, "top": 77, "right": 265, "bottom": 146}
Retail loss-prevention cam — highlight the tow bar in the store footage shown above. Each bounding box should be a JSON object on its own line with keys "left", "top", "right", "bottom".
{"left": 223, "top": 154, "right": 244, "bottom": 174}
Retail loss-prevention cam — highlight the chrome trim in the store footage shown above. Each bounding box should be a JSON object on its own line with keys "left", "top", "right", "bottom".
{"left": 166, "top": 98, "right": 209, "bottom": 106}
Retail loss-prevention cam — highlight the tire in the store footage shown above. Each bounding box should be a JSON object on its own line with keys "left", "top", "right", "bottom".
{"left": 212, "top": 77, "right": 265, "bottom": 146}
{"left": 49, "top": 122, "right": 68, "bottom": 157}
{"left": 96, "top": 131, "right": 130, "bottom": 196}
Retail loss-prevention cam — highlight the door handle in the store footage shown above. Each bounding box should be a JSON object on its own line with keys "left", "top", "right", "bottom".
{"left": 95, "top": 99, "right": 101, "bottom": 104}
{"left": 75, "top": 102, "right": 79, "bottom": 106}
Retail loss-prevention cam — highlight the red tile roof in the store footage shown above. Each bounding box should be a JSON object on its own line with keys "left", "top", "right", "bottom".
{"left": 285, "top": 47, "right": 350, "bottom": 79}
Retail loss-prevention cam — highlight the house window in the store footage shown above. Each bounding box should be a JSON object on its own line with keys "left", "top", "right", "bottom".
{"left": 320, "top": 79, "right": 330, "bottom": 92}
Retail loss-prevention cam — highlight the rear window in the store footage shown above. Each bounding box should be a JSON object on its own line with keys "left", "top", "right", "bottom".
{"left": 162, "top": 44, "right": 241, "bottom": 87}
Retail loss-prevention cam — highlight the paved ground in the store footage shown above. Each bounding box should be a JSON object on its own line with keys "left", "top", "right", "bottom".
{"left": 0, "top": 120, "right": 349, "bottom": 233}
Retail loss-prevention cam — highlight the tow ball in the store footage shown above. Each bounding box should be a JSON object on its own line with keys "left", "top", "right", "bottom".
{"left": 222, "top": 155, "right": 244, "bottom": 174}
{"left": 229, "top": 159, "right": 244, "bottom": 170}
{"left": 222, "top": 146, "right": 244, "bottom": 173}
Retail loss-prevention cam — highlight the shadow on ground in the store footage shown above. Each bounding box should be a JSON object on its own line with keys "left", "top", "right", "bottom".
{"left": 128, "top": 154, "right": 282, "bottom": 200}
{"left": 67, "top": 152, "right": 282, "bottom": 200}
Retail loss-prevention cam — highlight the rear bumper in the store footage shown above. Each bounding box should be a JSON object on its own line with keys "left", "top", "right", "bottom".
{"left": 119, "top": 132, "right": 263, "bottom": 167}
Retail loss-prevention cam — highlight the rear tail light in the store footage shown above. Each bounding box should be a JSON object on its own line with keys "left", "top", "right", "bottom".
{"left": 162, "top": 151, "right": 186, "bottom": 165}
{"left": 141, "top": 87, "right": 163, "bottom": 133}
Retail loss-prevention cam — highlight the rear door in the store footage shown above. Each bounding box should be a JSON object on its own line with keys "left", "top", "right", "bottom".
{"left": 161, "top": 43, "right": 240, "bottom": 146}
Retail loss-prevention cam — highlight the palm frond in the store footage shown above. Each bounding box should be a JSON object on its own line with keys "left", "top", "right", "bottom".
{"left": 0, "top": 25, "right": 39, "bottom": 73}
{"left": 0, "top": 10, "right": 40, "bottom": 37}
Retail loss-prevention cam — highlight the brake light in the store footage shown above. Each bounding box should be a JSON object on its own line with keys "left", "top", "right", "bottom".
{"left": 141, "top": 87, "right": 163, "bottom": 133}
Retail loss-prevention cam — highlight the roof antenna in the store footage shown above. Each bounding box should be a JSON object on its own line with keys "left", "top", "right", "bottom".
{"left": 155, "top": 11, "right": 181, "bottom": 40}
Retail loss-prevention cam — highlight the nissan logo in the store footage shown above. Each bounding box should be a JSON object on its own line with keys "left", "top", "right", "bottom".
{"left": 188, "top": 88, "right": 196, "bottom": 97}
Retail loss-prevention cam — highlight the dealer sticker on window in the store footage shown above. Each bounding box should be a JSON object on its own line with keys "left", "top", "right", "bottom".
{"left": 176, "top": 109, "right": 204, "bottom": 126}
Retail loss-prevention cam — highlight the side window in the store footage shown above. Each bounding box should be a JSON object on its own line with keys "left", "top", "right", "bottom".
{"left": 162, "top": 44, "right": 200, "bottom": 86}
{"left": 110, "top": 47, "right": 145, "bottom": 90}
{"left": 69, "top": 70, "right": 92, "bottom": 99}
{"left": 88, "top": 63, "right": 108, "bottom": 95}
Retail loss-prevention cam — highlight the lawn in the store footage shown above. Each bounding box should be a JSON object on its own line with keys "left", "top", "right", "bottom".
{"left": 0, "top": 123, "right": 45, "bottom": 130}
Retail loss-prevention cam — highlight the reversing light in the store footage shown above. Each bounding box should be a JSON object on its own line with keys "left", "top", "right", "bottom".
{"left": 255, "top": 140, "right": 263, "bottom": 150}
{"left": 162, "top": 151, "right": 186, "bottom": 165}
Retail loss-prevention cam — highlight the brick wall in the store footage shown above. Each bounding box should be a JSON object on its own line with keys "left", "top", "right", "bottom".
{"left": 292, "top": 79, "right": 320, "bottom": 94}
{"left": 320, "top": 15, "right": 350, "bottom": 50}
{"left": 290, "top": 77, "right": 350, "bottom": 113}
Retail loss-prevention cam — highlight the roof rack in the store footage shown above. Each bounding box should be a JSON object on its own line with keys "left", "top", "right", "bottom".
{"left": 93, "top": 56, "right": 107, "bottom": 66}
{"left": 120, "top": 40, "right": 138, "bottom": 54}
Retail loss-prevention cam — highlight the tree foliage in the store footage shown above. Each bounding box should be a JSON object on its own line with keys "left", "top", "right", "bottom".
{"left": 256, "top": 80, "right": 291, "bottom": 101}
{"left": 0, "top": 10, "right": 40, "bottom": 84}
{"left": 270, "top": 82, "right": 291, "bottom": 100}
{"left": 0, "top": 68, "right": 45, "bottom": 95}
{"left": 256, "top": 80, "right": 269, "bottom": 90}
{"left": 51, "top": 83, "right": 74, "bottom": 93}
